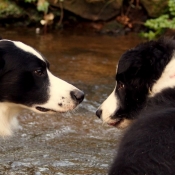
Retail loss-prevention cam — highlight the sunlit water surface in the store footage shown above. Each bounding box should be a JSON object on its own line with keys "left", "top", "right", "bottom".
{"left": 0, "top": 28, "right": 143, "bottom": 175}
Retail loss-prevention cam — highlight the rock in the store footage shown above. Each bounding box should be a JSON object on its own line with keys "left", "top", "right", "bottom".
{"left": 0, "top": 0, "right": 24, "bottom": 18}
{"left": 0, "top": 0, "right": 43, "bottom": 26}
{"left": 48, "top": 0, "right": 122, "bottom": 21}
{"left": 140, "top": 0, "right": 168, "bottom": 17}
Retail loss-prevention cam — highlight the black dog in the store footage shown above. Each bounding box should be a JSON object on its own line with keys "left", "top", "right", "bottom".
{"left": 0, "top": 39, "right": 84, "bottom": 136}
{"left": 97, "top": 38, "right": 175, "bottom": 174}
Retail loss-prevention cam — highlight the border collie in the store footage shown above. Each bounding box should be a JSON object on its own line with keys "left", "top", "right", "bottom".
{"left": 0, "top": 39, "right": 84, "bottom": 137}
{"left": 96, "top": 38, "right": 175, "bottom": 174}
{"left": 96, "top": 38, "right": 175, "bottom": 129}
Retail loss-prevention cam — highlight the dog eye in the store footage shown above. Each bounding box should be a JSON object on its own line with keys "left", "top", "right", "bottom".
{"left": 117, "top": 82, "right": 125, "bottom": 90}
{"left": 34, "top": 69, "right": 45, "bottom": 76}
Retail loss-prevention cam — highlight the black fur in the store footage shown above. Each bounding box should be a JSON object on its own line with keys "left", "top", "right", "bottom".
{"left": 0, "top": 40, "right": 49, "bottom": 106}
{"left": 112, "top": 38, "right": 175, "bottom": 121}
{"left": 109, "top": 38, "right": 175, "bottom": 175}
{"left": 0, "top": 39, "right": 85, "bottom": 136}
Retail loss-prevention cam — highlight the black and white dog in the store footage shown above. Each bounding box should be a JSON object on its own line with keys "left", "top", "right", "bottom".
{"left": 96, "top": 38, "right": 175, "bottom": 129}
{"left": 96, "top": 38, "right": 175, "bottom": 174}
{"left": 0, "top": 39, "right": 84, "bottom": 137}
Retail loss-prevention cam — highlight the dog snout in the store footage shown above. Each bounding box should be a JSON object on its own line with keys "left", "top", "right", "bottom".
{"left": 70, "top": 90, "right": 84, "bottom": 104}
{"left": 96, "top": 108, "right": 102, "bottom": 118}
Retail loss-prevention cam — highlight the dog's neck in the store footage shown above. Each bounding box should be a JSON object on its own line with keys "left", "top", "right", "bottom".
{"left": 0, "top": 102, "right": 22, "bottom": 136}
{"left": 150, "top": 56, "right": 175, "bottom": 97}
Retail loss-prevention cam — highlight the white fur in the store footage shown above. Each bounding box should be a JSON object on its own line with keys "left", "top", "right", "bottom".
{"left": 97, "top": 86, "right": 132, "bottom": 128}
{"left": 30, "top": 70, "right": 79, "bottom": 113}
{"left": 12, "top": 40, "right": 80, "bottom": 113}
{"left": 97, "top": 86, "right": 119, "bottom": 123}
{"left": 0, "top": 103, "right": 21, "bottom": 136}
{"left": 0, "top": 40, "right": 83, "bottom": 136}
{"left": 6, "top": 40, "right": 44, "bottom": 61}
{"left": 97, "top": 63, "right": 122, "bottom": 126}
{"left": 151, "top": 55, "right": 175, "bottom": 96}
{"left": 98, "top": 65, "right": 120, "bottom": 123}
{"left": 98, "top": 55, "right": 175, "bottom": 127}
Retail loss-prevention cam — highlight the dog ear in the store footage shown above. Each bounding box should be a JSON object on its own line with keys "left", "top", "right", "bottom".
{"left": 117, "top": 44, "right": 155, "bottom": 89}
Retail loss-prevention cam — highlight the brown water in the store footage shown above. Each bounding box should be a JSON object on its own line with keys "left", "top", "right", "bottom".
{"left": 0, "top": 28, "right": 143, "bottom": 175}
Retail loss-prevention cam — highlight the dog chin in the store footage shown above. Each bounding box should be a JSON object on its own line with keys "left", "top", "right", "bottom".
{"left": 106, "top": 118, "right": 133, "bottom": 129}
{"left": 33, "top": 105, "right": 77, "bottom": 114}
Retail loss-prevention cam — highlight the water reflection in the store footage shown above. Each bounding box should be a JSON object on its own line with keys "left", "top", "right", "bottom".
{"left": 0, "top": 28, "right": 143, "bottom": 174}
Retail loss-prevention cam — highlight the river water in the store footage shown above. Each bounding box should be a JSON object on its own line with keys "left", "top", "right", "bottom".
{"left": 0, "top": 28, "right": 143, "bottom": 175}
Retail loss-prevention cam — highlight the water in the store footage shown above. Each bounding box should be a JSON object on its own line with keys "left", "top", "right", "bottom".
{"left": 0, "top": 28, "right": 143, "bottom": 174}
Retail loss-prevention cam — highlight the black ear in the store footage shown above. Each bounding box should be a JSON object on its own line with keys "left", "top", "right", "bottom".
{"left": 0, "top": 37, "right": 2, "bottom": 40}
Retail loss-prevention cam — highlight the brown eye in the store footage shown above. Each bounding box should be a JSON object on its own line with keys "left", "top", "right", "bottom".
{"left": 117, "top": 82, "right": 125, "bottom": 90}
{"left": 34, "top": 69, "right": 44, "bottom": 76}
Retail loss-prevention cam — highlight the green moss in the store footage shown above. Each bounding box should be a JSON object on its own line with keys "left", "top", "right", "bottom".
{"left": 0, "top": 0, "right": 24, "bottom": 18}
{"left": 141, "top": 0, "right": 175, "bottom": 39}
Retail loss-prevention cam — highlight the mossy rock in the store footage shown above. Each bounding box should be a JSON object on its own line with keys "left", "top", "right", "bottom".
{"left": 141, "top": 0, "right": 168, "bottom": 17}
{"left": 0, "top": 0, "right": 24, "bottom": 18}
{"left": 0, "top": 0, "right": 43, "bottom": 26}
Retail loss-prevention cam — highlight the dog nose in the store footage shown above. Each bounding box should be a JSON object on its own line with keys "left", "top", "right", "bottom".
{"left": 70, "top": 90, "right": 84, "bottom": 104}
{"left": 96, "top": 109, "right": 102, "bottom": 118}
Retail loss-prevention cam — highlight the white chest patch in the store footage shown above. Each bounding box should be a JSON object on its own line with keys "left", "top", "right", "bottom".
{"left": 151, "top": 55, "right": 175, "bottom": 96}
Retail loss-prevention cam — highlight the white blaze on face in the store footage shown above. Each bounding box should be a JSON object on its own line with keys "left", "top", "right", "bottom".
{"left": 98, "top": 85, "right": 120, "bottom": 123}
{"left": 10, "top": 40, "right": 82, "bottom": 113}
{"left": 36, "top": 70, "right": 79, "bottom": 112}
{"left": 151, "top": 55, "right": 175, "bottom": 96}
{"left": 0, "top": 40, "right": 84, "bottom": 137}
{"left": 97, "top": 64, "right": 120, "bottom": 123}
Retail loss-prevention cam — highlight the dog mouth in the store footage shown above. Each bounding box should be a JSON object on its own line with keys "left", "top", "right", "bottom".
{"left": 36, "top": 106, "right": 57, "bottom": 113}
{"left": 107, "top": 118, "right": 124, "bottom": 127}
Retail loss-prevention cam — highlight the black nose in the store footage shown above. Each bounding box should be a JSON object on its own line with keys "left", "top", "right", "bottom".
{"left": 96, "top": 109, "right": 102, "bottom": 118}
{"left": 70, "top": 90, "right": 84, "bottom": 104}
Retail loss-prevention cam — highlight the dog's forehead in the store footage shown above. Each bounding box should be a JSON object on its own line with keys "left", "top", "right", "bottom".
{"left": 13, "top": 41, "right": 44, "bottom": 61}
{"left": 0, "top": 39, "right": 45, "bottom": 62}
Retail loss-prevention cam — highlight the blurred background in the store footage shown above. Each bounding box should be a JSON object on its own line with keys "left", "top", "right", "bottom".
{"left": 1, "top": 0, "right": 175, "bottom": 38}
{"left": 0, "top": 0, "right": 175, "bottom": 174}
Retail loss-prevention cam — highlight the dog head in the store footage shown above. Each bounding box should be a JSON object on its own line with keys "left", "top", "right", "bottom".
{"left": 0, "top": 39, "right": 84, "bottom": 114}
{"left": 96, "top": 38, "right": 175, "bottom": 129}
